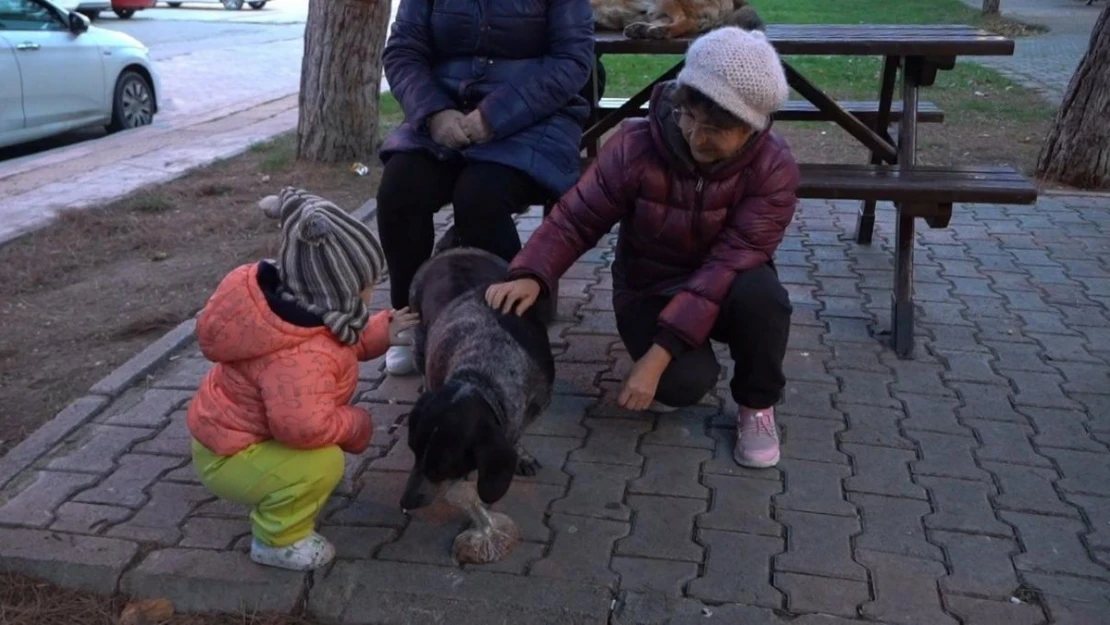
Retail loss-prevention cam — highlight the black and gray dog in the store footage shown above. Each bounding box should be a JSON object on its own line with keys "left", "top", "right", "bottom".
{"left": 399, "top": 230, "right": 555, "bottom": 511}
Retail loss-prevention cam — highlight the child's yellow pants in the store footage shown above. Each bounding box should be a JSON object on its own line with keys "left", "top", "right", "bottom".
{"left": 191, "top": 439, "right": 344, "bottom": 547}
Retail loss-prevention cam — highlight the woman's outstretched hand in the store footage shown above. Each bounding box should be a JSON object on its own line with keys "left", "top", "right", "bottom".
{"left": 618, "top": 344, "right": 672, "bottom": 411}
{"left": 427, "top": 110, "right": 471, "bottom": 149}
{"left": 485, "top": 278, "right": 541, "bottom": 316}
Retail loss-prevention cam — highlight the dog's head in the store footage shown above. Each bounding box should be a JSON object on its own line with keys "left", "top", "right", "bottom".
{"left": 400, "top": 380, "right": 518, "bottom": 511}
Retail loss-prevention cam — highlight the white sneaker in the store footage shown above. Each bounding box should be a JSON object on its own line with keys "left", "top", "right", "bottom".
{"left": 385, "top": 344, "right": 416, "bottom": 376}
{"left": 250, "top": 532, "right": 335, "bottom": 571}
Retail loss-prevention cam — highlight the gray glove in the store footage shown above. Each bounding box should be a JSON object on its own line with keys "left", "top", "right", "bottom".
{"left": 427, "top": 110, "right": 470, "bottom": 149}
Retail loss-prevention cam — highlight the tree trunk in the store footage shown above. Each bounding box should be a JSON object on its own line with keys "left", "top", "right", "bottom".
{"left": 296, "top": 0, "right": 390, "bottom": 164}
{"left": 1036, "top": 4, "right": 1110, "bottom": 189}
{"left": 981, "top": 0, "right": 1000, "bottom": 16}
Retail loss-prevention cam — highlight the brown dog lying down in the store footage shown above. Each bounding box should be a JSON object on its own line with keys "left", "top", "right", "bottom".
{"left": 592, "top": 0, "right": 764, "bottom": 39}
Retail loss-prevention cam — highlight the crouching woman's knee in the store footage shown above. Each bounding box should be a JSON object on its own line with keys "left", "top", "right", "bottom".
{"left": 654, "top": 348, "right": 720, "bottom": 408}
{"left": 728, "top": 264, "right": 792, "bottom": 319}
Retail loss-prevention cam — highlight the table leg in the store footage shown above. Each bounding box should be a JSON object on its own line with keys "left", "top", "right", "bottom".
{"left": 891, "top": 57, "right": 922, "bottom": 359}
{"left": 856, "top": 55, "right": 899, "bottom": 245}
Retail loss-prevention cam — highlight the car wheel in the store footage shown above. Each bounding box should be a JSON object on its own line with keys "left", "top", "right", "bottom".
{"left": 248, "top": 1, "right": 265, "bottom": 8}
{"left": 114, "top": 8, "right": 135, "bottom": 17}
{"left": 167, "top": 1, "right": 182, "bottom": 6}
{"left": 108, "top": 71, "right": 155, "bottom": 133}
{"left": 222, "top": 0, "right": 244, "bottom": 9}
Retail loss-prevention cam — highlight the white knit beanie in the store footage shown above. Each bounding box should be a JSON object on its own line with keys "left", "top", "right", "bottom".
{"left": 259, "top": 187, "right": 386, "bottom": 345}
{"left": 677, "top": 27, "right": 789, "bottom": 132}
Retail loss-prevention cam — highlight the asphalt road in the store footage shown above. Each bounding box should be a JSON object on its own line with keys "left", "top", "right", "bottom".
{"left": 2, "top": 0, "right": 398, "bottom": 161}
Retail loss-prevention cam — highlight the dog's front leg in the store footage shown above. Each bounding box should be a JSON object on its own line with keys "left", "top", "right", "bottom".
{"left": 515, "top": 441, "right": 541, "bottom": 476}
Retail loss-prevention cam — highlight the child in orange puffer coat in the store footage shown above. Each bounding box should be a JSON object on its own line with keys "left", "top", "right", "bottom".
{"left": 187, "top": 187, "right": 418, "bottom": 571}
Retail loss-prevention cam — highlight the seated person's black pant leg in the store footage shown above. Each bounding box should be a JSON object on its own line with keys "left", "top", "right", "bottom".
{"left": 616, "top": 264, "right": 792, "bottom": 409}
{"left": 376, "top": 152, "right": 537, "bottom": 309}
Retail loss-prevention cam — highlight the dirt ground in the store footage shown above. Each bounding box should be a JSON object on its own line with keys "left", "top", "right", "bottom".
{"left": 1, "top": 572, "right": 317, "bottom": 625}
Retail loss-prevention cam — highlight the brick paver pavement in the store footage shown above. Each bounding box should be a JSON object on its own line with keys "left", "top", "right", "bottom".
{"left": 1, "top": 196, "right": 1109, "bottom": 624}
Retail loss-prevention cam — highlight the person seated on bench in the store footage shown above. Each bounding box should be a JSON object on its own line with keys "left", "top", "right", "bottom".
{"left": 375, "top": 0, "right": 595, "bottom": 376}
{"left": 486, "top": 27, "right": 799, "bottom": 469}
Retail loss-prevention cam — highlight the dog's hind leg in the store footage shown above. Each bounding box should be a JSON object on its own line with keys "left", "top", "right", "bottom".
{"left": 515, "top": 441, "right": 541, "bottom": 476}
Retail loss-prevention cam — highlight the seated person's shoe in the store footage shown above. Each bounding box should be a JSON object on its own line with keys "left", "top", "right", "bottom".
{"left": 733, "top": 407, "right": 780, "bottom": 468}
{"left": 385, "top": 344, "right": 416, "bottom": 376}
{"left": 250, "top": 532, "right": 335, "bottom": 571}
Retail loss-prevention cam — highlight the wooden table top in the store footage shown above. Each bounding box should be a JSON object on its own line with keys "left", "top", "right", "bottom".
{"left": 594, "top": 24, "right": 1015, "bottom": 57}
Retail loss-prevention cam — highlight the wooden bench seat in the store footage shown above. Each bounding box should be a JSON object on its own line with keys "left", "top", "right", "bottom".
{"left": 595, "top": 97, "right": 946, "bottom": 124}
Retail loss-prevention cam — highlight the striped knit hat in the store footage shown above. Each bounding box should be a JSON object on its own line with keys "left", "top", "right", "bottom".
{"left": 259, "top": 187, "right": 386, "bottom": 345}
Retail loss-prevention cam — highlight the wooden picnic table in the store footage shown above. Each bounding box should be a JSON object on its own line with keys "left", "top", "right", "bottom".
{"left": 577, "top": 24, "right": 1036, "bottom": 358}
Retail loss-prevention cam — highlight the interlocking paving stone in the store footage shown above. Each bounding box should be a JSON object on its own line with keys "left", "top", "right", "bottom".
{"left": 931, "top": 531, "right": 1023, "bottom": 598}
{"left": 629, "top": 445, "right": 711, "bottom": 499}
{"left": 151, "top": 357, "right": 211, "bottom": 390}
{"left": 966, "top": 419, "right": 1052, "bottom": 467}
{"left": 530, "top": 513, "right": 628, "bottom": 587}
{"left": 777, "top": 381, "right": 839, "bottom": 418}
{"left": 616, "top": 495, "right": 705, "bottom": 562}
{"left": 179, "top": 517, "right": 250, "bottom": 550}
{"left": 842, "top": 444, "right": 926, "bottom": 500}
{"left": 1039, "top": 447, "right": 1110, "bottom": 497}
{"left": 50, "top": 501, "right": 134, "bottom": 534}
{"left": 829, "top": 343, "right": 890, "bottom": 373}
{"left": 938, "top": 349, "right": 1010, "bottom": 386}
{"left": 1063, "top": 493, "right": 1110, "bottom": 551}
{"left": 72, "top": 454, "right": 182, "bottom": 508}
{"left": 105, "top": 482, "right": 212, "bottom": 545}
{"left": 553, "top": 362, "right": 608, "bottom": 396}
{"left": 774, "top": 459, "right": 855, "bottom": 517}
{"left": 778, "top": 415, "right": 849, "bottom": 464}
{"left": 514, "top": 435, "right": 579, "bottom": 486}
{"left": 831, "top": 369, "right": 901, "bottom": 409}
{"left": 838, "top": 404, "right": 916, "bottom": 449}
{"left": 102, "top": 389, "right": 194, "bottom": 428}
{"left": 1001, "top": 511, "right": 1110, "bottom": 580}
{"left": 949, "top": 382, "right": 1030, "bottom": 424}
{"left": 775, "top": 510, "right": 867, "bottom": 581}
{"left": 360, "top": 374, "right": 423, "bottom": 404}
{"left": 525, "top": 394, "right": 591, "bottom": 438}
{"left": 551, "top": 461, "right": 638, "bottom": 521}
{"left": 774, "top": 572, "right": 869, "bottom": 618}
{"left": 378, "top": 508, "right": 468, "bottom": 567}
{"left": 908, "top": 430, "right": 993, "bottom": 482}
{"left": 47, "top": 420, "right": 153, "bottom": 474}
{"left": 986, "top": 341, "right": 1057, "bottom": 373}
{"left": 1018, "top": 573, "right": 1110, "bottom": 625}
{"left": 687, "top": 530, "right": 783, "bottom": 607}
{"left": 0, "top": 527, "right": 138, "bottom": 594}
{"left": 983, "top": 462, "right": 1080, "bottom": 517}
{"left": 326, "top": 471, "right": 410, "bottom": 528}
{"left": 0, "top": 470, "right": 101, "bottom": 527}
{"left": 1004, "top": 371, "right": 1083, "bottom": 410}
{"left": 858, "top": 550, "right": 958, "bottom": 625}
{"left": 569, "top": 418, "right": 649, "bottom": 467}
{"left": 611, "top": 556, "right": 698, "bottom": 596}
{"left": 850, "top": 493, "right": 943, "bottom": 561}
{"left": 311, "top": 560, "right": 612, "bottom": 624}
{"left": 122, "top": 548, "right": 305, "bottom": 614}
{"left": 1021, "top": 407, "right": 1105, "bottom": 452}
{"left": 917, "top": 476, "right": 1012, "bottom": 537}
{"left": 495, "top": 481, "right": 564, "bottom": 542}
{"left": 132, "top": 413, "right": 192, "bottom": 456}
{"left": 698, "top": 473, "right": 782, "bottom": 536}
{"left": 898, "top": 393, "right": 973, "bottom": 436}
{"left": 641, "top": 407, "right": 717, "bottom": 449}
{"left": 942, "top": 595, "right": 1048, "bottom": 625}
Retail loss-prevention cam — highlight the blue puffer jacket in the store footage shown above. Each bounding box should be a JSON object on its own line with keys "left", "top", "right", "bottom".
{"left": 379, "top": 0, "right": 595, "bottom": 197}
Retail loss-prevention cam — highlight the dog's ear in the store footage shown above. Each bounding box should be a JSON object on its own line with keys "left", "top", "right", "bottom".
{"left": 474, "top": 419, "right": 518, "bottom": 505}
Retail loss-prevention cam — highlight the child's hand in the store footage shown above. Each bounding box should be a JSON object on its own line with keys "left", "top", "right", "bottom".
{"left": 389, "top": 307, "right": 420, "bottom": 345}
{"left": 486, "top": 278, "right": 541, "bottom": 316}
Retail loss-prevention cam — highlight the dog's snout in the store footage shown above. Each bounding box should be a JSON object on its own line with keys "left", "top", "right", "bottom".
{"left": 400, "top": 466, "right": 437, "bottom": 511}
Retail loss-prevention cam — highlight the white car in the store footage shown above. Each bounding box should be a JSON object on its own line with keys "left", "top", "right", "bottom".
{"left": 0, "top": 0, "right": 160, "bottom": 149}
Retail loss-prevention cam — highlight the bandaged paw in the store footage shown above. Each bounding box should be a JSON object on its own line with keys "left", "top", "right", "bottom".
{"left": 444, "top": 480, "right": 520, "bottom": 564}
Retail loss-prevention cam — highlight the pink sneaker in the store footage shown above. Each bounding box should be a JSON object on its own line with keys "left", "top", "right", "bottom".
{"left": 733, "top": 407, "right": 780, "bottom": 468}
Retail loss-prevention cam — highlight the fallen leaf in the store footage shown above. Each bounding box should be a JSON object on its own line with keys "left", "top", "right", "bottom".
{"left": 119, "top": 598, "right": 174, "bottom": 625}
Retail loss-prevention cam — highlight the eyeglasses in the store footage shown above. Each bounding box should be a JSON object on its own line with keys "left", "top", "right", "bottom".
{"left": 672, "top": 107, "right": 729, "bottom": 135}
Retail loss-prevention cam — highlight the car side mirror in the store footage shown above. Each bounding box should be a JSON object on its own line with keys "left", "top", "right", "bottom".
{"left": 68, "top": 11, "right": 89, "bottom": 34}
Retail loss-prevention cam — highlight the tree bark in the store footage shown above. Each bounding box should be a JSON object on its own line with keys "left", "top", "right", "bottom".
{"left": 297, "top": 0, "right": 390, "bottom": 164}
{"left": 981, "top": 0, "right": 1000, "bottom": 16}
{"left": 1036, "top": 4, "right": 1110, "bottom": 189}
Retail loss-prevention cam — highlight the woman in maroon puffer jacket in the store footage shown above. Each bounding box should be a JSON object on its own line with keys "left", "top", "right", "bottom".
{"left": 487, "top": 27, "right": 799, "bottom": 469}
